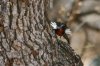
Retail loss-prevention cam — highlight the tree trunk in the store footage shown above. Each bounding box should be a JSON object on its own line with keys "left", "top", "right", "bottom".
{"left": 0, "top": 0, "right": 83, "bottom": 66}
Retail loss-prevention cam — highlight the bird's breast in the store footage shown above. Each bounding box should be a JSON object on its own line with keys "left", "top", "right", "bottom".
{"left": 55, "top": 29, "right": 65, "bottom": 36}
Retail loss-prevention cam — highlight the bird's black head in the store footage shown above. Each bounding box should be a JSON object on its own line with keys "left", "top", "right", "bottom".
{"left": 56, "top": 22, "right": 66, "bottom": 30}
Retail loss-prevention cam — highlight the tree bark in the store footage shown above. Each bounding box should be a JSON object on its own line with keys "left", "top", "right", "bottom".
{"left": 0, "top": 0, "right": 83, "bottom": 66}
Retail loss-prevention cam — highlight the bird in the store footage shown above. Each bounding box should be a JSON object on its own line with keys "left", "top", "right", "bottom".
{"left": 50, "top": 21, "right": 71, "bottom": 44}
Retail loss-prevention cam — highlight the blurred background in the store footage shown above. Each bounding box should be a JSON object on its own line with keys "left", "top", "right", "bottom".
{"left": 48, "top": 0, "right": 100, "bottom": 66}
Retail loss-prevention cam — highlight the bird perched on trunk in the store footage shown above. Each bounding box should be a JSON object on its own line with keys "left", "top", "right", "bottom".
{"left": 50, "top": 21, "right": 71, "bottom": 44}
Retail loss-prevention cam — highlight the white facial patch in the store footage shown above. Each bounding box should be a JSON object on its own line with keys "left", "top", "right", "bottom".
{"left": 50, "top": 22, "right": 57, "bottom": 29}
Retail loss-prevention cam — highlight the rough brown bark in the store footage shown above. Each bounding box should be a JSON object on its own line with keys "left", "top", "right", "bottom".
{"left": 0, "top": 0, "right": 83, "bottom": 66}
{"left": 0, "top": 0, "right": 51, "bottom": 66}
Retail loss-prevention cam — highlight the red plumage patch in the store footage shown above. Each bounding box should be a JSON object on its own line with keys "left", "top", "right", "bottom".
{"left": 55, "top": 29, "right": 65, "bottom": 36}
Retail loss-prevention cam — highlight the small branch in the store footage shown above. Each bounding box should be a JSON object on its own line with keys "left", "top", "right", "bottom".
{"left": 68, "top": 0, "right": 83, "bottom": 26}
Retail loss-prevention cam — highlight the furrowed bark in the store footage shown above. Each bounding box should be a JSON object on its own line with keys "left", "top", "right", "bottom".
{"left": 0, "top": 0, "right": 83, "bottom": 66}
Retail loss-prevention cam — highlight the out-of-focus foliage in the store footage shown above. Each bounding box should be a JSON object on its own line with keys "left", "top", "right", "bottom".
{"left": 89, "top": 56, "right": 100, "bottom": 66}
